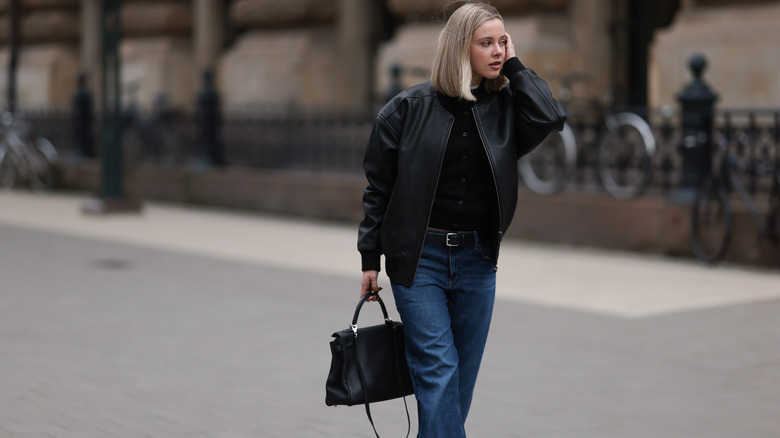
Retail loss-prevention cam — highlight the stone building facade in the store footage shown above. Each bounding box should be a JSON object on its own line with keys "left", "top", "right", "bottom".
{"left": 0, "top": 0, "right": 777, "bottom": 111}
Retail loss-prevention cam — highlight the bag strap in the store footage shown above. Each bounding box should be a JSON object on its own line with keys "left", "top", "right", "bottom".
{"left": 354, "top": 292, "right": 411, "bottom": 438}
{"left": 351, "top": 292, "right": 390, "bottom": 326}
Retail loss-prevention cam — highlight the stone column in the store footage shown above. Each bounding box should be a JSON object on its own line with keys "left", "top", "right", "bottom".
{"left": 566, "top": 0, "right": 612, "bottom": 104}
{"left": 80, "top": 0, "right": 100, "bottom": 102}
{"left": 121, "top": 0, "right": 194, "bottom": 109}
{"left": 193, "top": 0, "right": 222, "bottom": 73}
{"left": 0, "top": 0, "right": 80, "bottom": 107}
{"left": 337, "top": 0, "right": 371, "bottom": 104}
{"left": 649, "top": 0, "right": 780, "bottom": 108}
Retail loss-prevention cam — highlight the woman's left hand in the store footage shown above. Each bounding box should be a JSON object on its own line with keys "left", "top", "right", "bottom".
{"left": 505, "top": 33, "right": 516, "bottom": 60}
{"left": 361, "top": 270, "right": 382, "bottom": 301}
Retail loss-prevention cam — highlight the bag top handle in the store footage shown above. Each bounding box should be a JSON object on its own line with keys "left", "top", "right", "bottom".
{"left": 350, "top": 292, "right": 391, "bottom": 331}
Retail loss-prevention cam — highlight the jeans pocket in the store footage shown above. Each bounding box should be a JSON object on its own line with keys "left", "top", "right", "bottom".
{"left": 475, "top": 241, "right": 496, "bottom": 262}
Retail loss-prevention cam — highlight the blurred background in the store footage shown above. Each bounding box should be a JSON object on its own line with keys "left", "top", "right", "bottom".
{"left": 0, "top": 0, "right": 778, "bottom": 266}
{"left": 1, "top": 3, "right": 779, "bottom": 436}
{"left": 2, "top": 0, "right": 778, "bottom": 109}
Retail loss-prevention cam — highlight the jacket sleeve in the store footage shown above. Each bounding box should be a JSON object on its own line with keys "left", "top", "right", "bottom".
{"left": 502, "top": 57, "right": 567, "bottom": 157}
{"left": 357, "top": 111, "right": 400, "bottom": 272}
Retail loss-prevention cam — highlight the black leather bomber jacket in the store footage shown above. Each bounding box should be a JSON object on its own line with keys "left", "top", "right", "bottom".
{"left": 358, "top": 58, "right": 566, "bottom": 287}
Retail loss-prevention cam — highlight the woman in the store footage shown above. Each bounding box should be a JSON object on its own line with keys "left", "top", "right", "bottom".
{"left": 357, "top": 2, "right": 566, "bottom": 436}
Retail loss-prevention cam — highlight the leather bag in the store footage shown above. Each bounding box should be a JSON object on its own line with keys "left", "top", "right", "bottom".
{"left": 325, "top": 292, "right": 413, "bottom": 437}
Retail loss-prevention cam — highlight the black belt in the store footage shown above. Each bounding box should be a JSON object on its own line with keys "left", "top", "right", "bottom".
{"left": 425, "top": 230, "right": 477, "bottom": 247}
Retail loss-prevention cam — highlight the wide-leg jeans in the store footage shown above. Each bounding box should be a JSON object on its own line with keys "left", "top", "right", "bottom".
{"left": 391, "top": 230, "right": 496, "bottom": 438}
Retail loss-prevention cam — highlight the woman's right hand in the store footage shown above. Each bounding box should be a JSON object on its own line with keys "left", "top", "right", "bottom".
{"left": 361, "top": 270, "right": 382, "bottom": 301}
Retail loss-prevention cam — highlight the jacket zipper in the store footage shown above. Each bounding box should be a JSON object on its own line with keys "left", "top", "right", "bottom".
{"left": 413, "top": 116, "right": 455, "bottom": 273}
{"left": 472, "top": 106, "right": 503, "bottom": 270}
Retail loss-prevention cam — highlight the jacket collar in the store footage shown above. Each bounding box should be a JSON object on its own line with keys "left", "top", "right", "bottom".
{"left": 435, "top": 83, "right": 490, "bottom": 116}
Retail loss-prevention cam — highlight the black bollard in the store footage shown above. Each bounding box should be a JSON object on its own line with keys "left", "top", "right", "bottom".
{"left": 194, "top": 69, "right": 224, "bottom": 168}
{"left": 71, "top": 72, "right": 95, "bottom": 159}
{"left": 670, "top": 54, "right": 718, "bottom": 204}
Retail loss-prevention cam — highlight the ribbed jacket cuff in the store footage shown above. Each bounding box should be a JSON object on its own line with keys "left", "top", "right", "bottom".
{"left": 360, "top": 251, "right": 382, "bottom": 272}
{"left": 502, "top": 57, "right": 526, "bottom": 76}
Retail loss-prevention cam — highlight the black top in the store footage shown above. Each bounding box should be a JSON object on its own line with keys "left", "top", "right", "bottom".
{"left": 429, "top": 85, "right": 496, "bottom": 239}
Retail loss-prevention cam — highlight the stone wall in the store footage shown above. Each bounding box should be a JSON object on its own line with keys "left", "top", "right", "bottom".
{"left": 374, "top": 0, "right": 615, "bottom": 107}
{"left": 649, "top": 0, "right": 780, "bottom": 109}
{"left": 1, "top": 0, "right": 779, "bottom": 111}
{"left": 219, "top": 0, "right": 341, "bottom": 107}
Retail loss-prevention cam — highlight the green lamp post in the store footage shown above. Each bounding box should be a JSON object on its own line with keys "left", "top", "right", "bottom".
{"left": 83, "top": 0, "right": 141, "bottom": 213}
{"left": 101, "top": 0, "right": 122, "bottom": 199}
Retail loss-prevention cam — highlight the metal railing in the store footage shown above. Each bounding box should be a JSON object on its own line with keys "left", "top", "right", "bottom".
{"left": 221, "top": 105, "right": 374, "bottom": 173}
{"left": 15, "top": 103, "right": 779, "bottom": 201}
{"left": 713, "top": 109, "right": 780, "bottom": 200}
{"left": 21, "top": 104, "right": 373, "bottom": 174}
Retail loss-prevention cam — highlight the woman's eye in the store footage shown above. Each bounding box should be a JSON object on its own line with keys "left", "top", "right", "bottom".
{"left": 482, "top": 41, "right": 490, "bottom": 47}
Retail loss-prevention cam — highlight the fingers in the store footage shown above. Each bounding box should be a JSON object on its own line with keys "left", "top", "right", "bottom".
{"left": 505, "top": 33, "right": 516, "bottom": 60}
{"left": 360, "top": 270, "right": 382, "bottom": 301}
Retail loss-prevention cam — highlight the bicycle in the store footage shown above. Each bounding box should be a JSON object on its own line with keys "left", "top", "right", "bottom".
{"left": 690, "top": 132, "right": 780, "bottom": 264}
{"left": 518, "top": 72, "right": 656, "bottom": 199}
{"left": 0, "top": 111, "right": 58, "bottom": 192}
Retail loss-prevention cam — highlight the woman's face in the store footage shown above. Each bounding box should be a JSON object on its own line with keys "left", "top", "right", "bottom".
{"left": 469, "top": 18, "right": 507, "bottom": 86}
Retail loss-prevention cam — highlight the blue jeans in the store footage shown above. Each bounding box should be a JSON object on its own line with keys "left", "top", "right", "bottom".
{"left": 391, "top": 230, "right": 496, "bottom": 438}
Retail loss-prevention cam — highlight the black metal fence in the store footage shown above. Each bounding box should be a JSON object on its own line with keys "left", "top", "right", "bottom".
{"left": 17, "top": 103, "right": 780, "bottom": 200}
{"left": 221, "top": 105, "right": 375, "bottom": 173}
{"left": 526, "top": 104, "right": 779, "bottom": 199}
{"left": 21, "top": 104, "right": 374, "bottom": 174}
{"left": 712, "top": 109, "right": 780, "bottom": 201}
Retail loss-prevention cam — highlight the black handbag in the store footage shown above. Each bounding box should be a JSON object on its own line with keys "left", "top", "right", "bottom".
{"left": 325, "top": 292, "right": 414, "bottom": 437}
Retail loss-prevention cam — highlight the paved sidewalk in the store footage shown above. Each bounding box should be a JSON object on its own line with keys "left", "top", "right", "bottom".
{"left": 1, "top": 191, "right": 779, "bottom": 437}
{"left": 1, "top": 191, "right": 778, "bottom": 319}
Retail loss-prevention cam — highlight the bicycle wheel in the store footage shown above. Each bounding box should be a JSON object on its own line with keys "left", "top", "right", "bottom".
{"left": 26, "top": 136, "right": 58, "bottom": 192}
{"left": 598, "top": 112, "right": 656, "bottom": 200}
{"left": 0, "top": 147, "right": 17, "bottom": 189}
{"left": 518, "top": 122, "right": 577, "bottom": 195}
{"left": 691, "top": 176, "right": 732, "bottom": 264}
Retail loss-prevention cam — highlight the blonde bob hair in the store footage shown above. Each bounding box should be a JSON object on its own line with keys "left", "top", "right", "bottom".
{"left": 432, "top": 2, "right": 508, "bottom": 100}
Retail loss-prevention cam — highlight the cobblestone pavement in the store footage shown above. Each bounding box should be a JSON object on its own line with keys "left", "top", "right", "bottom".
{"left": 1, "top": 191, "right": 779, "bottom": 437}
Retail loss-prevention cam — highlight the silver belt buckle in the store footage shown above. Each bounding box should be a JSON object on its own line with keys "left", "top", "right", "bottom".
{"left": 445, "top": 232, "right": 459, "bottom": 247}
